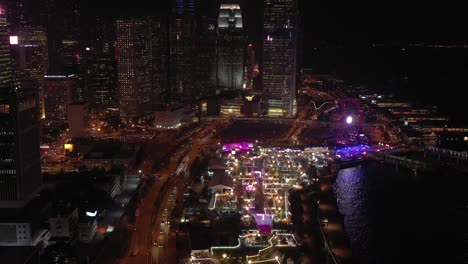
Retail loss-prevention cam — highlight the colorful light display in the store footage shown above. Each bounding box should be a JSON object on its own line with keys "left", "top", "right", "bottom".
{"left": 223, "top": 142, "right": 254, "bottom": 152}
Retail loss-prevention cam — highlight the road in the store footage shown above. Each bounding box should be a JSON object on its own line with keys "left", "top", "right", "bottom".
{"left": 123, "top": 175, "right": 168, "bottom": 264}
{"left": 122, "top": 122, "right": 224, "bottom": 264}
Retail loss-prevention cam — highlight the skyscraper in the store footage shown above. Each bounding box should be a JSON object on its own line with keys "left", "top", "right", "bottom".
{"left": 43, "top": 74, "right": 74, "bottom": 127}
{"left": 195, "top": 16, "right": 217, "bottom": 98}
{"left": 10, "top": 26, "right": 49, "bottom": 118}
{"left": 0, "top": 87, "right": 42, "bottom": 208}
{"left": 0, "top": 7, "right": 18, "bottom": 89}
{"left": 150, "top": 17, "right": 170, "bottom": 109}
{"left": 262, "top": 0, "right": 298, "bottom": 117}
{"left": 169, "top": 15, "right": 196, "bottom": 104}
{"left": 89, "top": 54, "right": 117, "bottom": 110}
{"left": 116, "top": 18, "right": 152, "bottom": 123}
{"left": 217, "top": 3, "right": 245, "bottom": 92}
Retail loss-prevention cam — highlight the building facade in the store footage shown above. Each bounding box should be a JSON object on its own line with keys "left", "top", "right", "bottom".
{"left": 89, "top": 54, "right": 117, "bottom": 110}
{"left": 262, "top": 0, "right": 298, "bottom": 117}
{"left": 116, "top": 18, "right": 152, "bottom": 123}
{"left": 0, "top": 88, "right": 42, "bottom": 208}
{"left": 169, "top": 15, "right": 196, "bottom": 104}
{"left": 217, "top": 3, "right": 245, "bottom": 92}
{"left": 11, "top": 26, "right": 49, "bottom": 119}
{"left": 0, "top": 8, "right": 18, "bottom": 89}
{"left": 43, "top": 74, "right": 75, "bottom": 127}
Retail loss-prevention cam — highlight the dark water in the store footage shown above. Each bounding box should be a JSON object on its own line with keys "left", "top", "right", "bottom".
{"left": 333, "top": 162, "right": 467, "bottom": 264}
{"left": 309, "top": 46, "right": 468, "bottom": 124}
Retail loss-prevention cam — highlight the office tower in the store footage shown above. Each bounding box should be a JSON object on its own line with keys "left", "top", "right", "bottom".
{"left": 0, "top": 88, "right": 42, "bottom": 208}
{"left": 263, "top": 0, "right": 298, "bottom": 117}
{"left": 43, "top": 74, "right": 75, "bottom": 127}
{"left": 10, "top": 26, "right": 48, "bottom": 118}
{"left": 151, "top": 17, "right": 170, "bottom": 109}
{"left": 116, "top": 18, "right": 152, "bottom": 123}
{"left": 217, "top": 3, "right": 245, "bottom": 92}
{"left": 169, "top": 15, "right": 196, "bottom": 104}
{"left": 88, "top": 19, "right": 117, "bottom": 111}
{"left": 0, "top": 7, "right": 18, "bottom": 89}
{"left": 176, "top": 0, "right": 196, "bottom": 16}
{"left": 195, "top": 16, "right": 217, "bottom": 98}
{"left": 59, "top": 38, "right": 92, "bottom": 104}
{"left": 89, "top": 54, "right": 117, "bottom": 110}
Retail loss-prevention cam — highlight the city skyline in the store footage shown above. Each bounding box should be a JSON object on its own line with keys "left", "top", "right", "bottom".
{"left": 0, "top": 1, "right": 466, "bottom": 264}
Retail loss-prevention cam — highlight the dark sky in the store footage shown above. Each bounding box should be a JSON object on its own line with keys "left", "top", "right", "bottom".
{"left": 75, "top": 0, "right": 467, "bottom": 43}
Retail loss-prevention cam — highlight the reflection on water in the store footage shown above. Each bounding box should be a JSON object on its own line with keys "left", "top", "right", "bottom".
{"left": 333, "top": 162, "right": 467, "bottom": 264}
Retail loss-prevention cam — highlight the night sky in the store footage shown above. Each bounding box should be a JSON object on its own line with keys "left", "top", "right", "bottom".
{"left": 25, "top": 0, "right": 467, "bottom": 67}
{"left": 74, "top": 0, "right": 467, "bottom": 41}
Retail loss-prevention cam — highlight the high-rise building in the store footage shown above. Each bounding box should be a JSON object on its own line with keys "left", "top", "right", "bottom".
{"left": 43, "top": 74, "right": 74, "bottom": 126}
{"left": 88, "top": 19, "right": 117, "bottom": 111}
{"left": 10, "top": 26, "right": 48, "bottom": 118}
{"left": 0, "top": 87, "right": 42, "bottom": 208}
{"left": 150, "top": 17, "right": 170, "bottom": 109}
{"left": 89, "top": 54, "right": 117, "bottom": 110}
{"left": 175, "top": 0, "right": 195, "bottom": 16}
{"left": 169, "top": 15, "right": 196, "bottom": 104}
{"left": 116, "top": 18, "right": 152, "bottom": 123}
{"left": 0, "top": 7, "right": 18, "bottom": 89}
{"left": 217, "top": 3, "right": 245, "bottom": 92}
{"left": 262, "top": 0, "right": 298, "bottom": 117}
{"left": 195, "top": 16, "right": 217, "bottom": 98}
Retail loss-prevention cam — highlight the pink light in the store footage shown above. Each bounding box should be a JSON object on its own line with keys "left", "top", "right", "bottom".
{"left": 9, "top": 36, "right": 18, "bottom": 45}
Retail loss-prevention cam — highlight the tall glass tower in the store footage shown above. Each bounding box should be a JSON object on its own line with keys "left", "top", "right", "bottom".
{"left": 262, "top": 0, "right": 298, "bottom": 117}
{"left": 217, "top": 3, "right": 245, "bottom": 92}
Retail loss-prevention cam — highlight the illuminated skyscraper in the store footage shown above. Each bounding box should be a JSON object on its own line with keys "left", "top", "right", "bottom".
{"left": 89, "top": 54, "right": 117, "bottom": 110}
{"left": 43, "top": 74, "right": 75, "bottom": 127}
{"left": 217, "top": 3, "right": 245, "bottom": 92}
{"left": 116, "top": 18, "right": 152, "bottom": 123}
{"left": 10, "top": 26, "right": 48, "bottom": 118}
{"left": 262, "top": 0, "right": 298, "bottom": 117}
{"left": 0, "top": 7, "right": 18, "bottom": 89}
{"left": 0, "top": 87, "right": 41, "bottom": 208}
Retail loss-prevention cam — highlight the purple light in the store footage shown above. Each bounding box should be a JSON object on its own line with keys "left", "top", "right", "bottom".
{"left": 346, "top": 116, "right": 353, "bottom": 124}
{"left": 222, "top": 142, "right": 254, "bottom": 152}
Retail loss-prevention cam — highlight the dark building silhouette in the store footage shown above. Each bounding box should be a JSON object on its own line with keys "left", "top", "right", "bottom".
{"left": 0, "top": 88, "right": 42, "bottom": 208}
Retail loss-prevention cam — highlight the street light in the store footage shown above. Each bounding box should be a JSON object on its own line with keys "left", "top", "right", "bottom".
{"left": 223, "top": 254, "right": 227, "bottom": 259}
